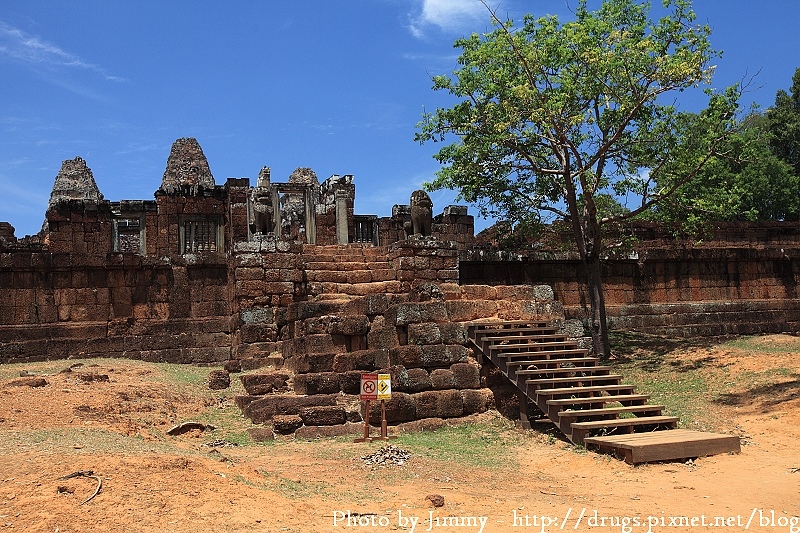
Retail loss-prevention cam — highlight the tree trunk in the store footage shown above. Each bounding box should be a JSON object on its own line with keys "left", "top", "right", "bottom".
{"left": 584, "top": 254, "right": 611, "bottom": 359}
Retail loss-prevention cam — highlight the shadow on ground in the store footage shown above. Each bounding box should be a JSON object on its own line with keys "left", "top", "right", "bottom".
{"left": 608, "top": 330, "right": 721, "bottom": 372}
{"left": 714, "top": 376, "right": 800, "bottom": 408}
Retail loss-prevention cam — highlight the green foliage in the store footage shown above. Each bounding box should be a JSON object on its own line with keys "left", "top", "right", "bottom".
{"left": 767, "top": 67, "right": 800, "bottom": 176}
{"left": 650, "top": 67, "right": 800, "bottom": 229}
{"left": 651, "top": 111, "right": 800, "bottom": 229}
{"left": 416, "top": 0, "right": 733, "bottom": 235}
{"left": 415, "top": 0, "right": 738, "bottom": 356}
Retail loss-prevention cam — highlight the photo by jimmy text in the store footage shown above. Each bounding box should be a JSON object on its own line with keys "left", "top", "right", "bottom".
{"left": 331, "top": 508, "right": 800, "bottom": 533}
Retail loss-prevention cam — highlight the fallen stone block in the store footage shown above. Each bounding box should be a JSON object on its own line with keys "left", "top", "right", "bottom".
{"left": 273, "top": 414, "right": 303, "bottom": 435}
{"left": 295, "top": 422, "right": 364, "bottom": 439}
{"left": 246, "top": 427, "right": 275, "bottom": 442}
{"left": 234, "top": 395, "right": 261, "bottom": 411}
{"left": 240, "top": 372, "right": 290, "bottom": 395}
{"left": 406, "top": 367, "right": 432, "bottom": 392}
{"left": 243, "top": 394, "right": 339, "bottom": 424}
{"left": 366, "top": 392, "right": 416, "bottom": 423}
{"left": 299, "top": 405, "right": 347, "bottom": 426}
{"left": 207, "top": 370, "right": 230, "bottom": 390}
{"left": 462, "top": 388, "right": 494, "bottom": 415}
{"left": 293, "top": 372, "right": 340, "bottom": 395}
{"left": 5, "top": 376, "right": 48, "bottom": 388}
{"left": 429, "top": 368, "right": 455, "bottom": 390}
{"left": 223, "top": 359, "right": 242, "bottom": 373}
{"left": 451, "top": 362, "right": 480, "bottom": 389}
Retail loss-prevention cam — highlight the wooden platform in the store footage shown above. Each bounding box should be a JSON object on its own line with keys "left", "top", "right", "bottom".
{"left": 467, "top": 320, "right": 742, "bottom": 464}
{"left": 583, "top": 429, "right": 741, "bottom": 464}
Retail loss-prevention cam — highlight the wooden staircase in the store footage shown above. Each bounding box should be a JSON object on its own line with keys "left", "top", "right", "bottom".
{"left": 468, "top": 320, "right": 740, "bottom": 463}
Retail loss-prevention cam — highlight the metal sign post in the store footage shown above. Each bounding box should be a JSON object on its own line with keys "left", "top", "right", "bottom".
{"left": 355, "top": 373, "right": 378, "bottom": 442}
{"left": 355, "top": 373, "right": 395, "bottom": 442}
{"left": 375, "top": 374, "right": 396, "bottom": 441}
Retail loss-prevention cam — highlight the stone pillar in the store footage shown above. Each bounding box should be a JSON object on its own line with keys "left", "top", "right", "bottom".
{"left": 304, "top": 186, "right": 316, "bottom": 244}
{"left": 271, "top": 186, "right": 281, "bottom": 238}
{"left": 335, "top": 189, "right": 349, "bottom": 244}
{"left": 225, "top": 178, "right": 251, "bottom": 245}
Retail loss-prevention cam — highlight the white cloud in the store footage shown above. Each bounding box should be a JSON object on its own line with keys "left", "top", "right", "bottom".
{"left": 409, "top": 0, "right": 489, "bottom": 38}
{"left": 0, "top": 19, "right": 124, "bottom": 82}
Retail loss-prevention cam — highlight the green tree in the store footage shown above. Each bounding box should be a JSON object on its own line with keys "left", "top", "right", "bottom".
{"left": 652, "top": 112, "right": 800, "bottom": 227}
{"left": 768, "top": 68, "right": 800, "bottom": 176}
{"left": 416, "top": 0, "right": 738, "bottom": 357}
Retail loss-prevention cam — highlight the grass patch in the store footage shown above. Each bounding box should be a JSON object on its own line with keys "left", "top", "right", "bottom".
{"left": 153, "top": 362, "right": 220, "bottom": 389}
{"left": 0, "top": 427, "right": 180, "bottom": 456}
{"left": 0, "top": 357, "right": 109, "bottom": 381}
{"left": 610, "top": 331, "right": 800, "bottom": 428}
{"left": 724, "top": 335, "right": 800, "bottom": 354}
{"left": 254, "top": 470, "right": 334, "bottom": 499}
{"left": 609, "top": 332, "right": 723, "bottom": 429}
{"left": 396, "top": 417, "right": 521, "bottom": 468}
{"left": 239, "top": 468, "right": 374, "bottom": 502}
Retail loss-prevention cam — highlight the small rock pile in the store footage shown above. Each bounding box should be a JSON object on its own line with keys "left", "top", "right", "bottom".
{"left": 361, "top": 445, "right": 411, "bottom": 466}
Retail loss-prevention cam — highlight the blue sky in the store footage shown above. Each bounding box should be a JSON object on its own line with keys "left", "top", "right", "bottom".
{"left": 1, "top": 0, "right": 799, "bottom": 237}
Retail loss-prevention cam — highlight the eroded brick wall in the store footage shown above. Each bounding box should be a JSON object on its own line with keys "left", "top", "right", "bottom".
{"left": 0, "top": 251, "right": 232, "bottom": 364}
{"left": 461, "top": 248, "right": 800, "bottom": 336}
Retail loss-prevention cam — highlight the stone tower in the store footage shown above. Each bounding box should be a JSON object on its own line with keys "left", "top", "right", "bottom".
{"left": 46, "top": 156, "right": 104, "bottom": 209}
{"left": 159, "top": 137, "right": 215, "bottom": 194}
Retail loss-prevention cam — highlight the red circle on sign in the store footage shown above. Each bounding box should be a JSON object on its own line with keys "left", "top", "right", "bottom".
{"left": 363, "top": 381, "right": 376, "bottom": 393}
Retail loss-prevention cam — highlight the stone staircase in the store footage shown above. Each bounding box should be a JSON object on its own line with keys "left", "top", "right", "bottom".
{"left": 301, "top": 244, "right": 402, "bottom": 298}
{"left": 468, "top": 320, "right": 741, "bottom": 463}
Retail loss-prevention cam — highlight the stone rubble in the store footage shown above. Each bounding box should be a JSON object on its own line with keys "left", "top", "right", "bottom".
{"left": 361, "top": 445, "right": 412, "bottom": 466}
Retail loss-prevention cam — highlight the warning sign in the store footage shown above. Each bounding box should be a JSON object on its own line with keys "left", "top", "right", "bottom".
{"left": 360, "top": 373, "right": 378, "bottom": 400}
{"left": 377, "top": 374, "right": 391, "bottom": 400}
{"left": 360, "top": 373, "right": 392, "bottom": 401}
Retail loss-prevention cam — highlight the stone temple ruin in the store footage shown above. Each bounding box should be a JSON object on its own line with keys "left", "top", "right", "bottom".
{"left": 0, "top": 137, "right": 797, "bottom": 452}
{"left": 1, "top": 137, "right": 553, "bottom": 436}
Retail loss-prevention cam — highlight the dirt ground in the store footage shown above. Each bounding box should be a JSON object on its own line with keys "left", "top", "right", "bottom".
{"left": 1, "top": 336, "right": 799, "bottom": 533}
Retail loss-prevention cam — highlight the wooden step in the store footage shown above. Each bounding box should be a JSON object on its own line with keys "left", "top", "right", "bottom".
{"left": 535, "top": 384, "right": 638, "bottom": 398}
{"left": 583, "top": 429, "right": 741, "bottom": 464}
{"left": 486, "top": 337, "right": 571, "bottom": 347}
{"left": 500, "top": 349, "right": 590, "bottom": 360}
{"left": 557, "top": 404, "right": 665, "bottom": 420}
{"left": 472, "top": 324, "right": 560, "bottom": 336}
{"left": 515, "top": 365, "right": 611, "bottom": 377}
{"left": 546, "top": 394, "right": 651, "bottom": 407}
{"left": 526, "top": 374, "right": 623, "bottom": 387}
{"left": 489, "top": 343, "right": 581, "bottom": 354}
{"left": 478, "top": 334, "right": 567, "bottom": 343}
{"left": 470, "top": 320, "right": 550, "bottom": 328}
{"left": 570, "top": 416, "right": 680, "bottom": 444}
{"left": 484, "top": 340, "right": 572, "bottom": 351}
{"left": 505, "top": 357, "right": 599, "bottom": 368}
